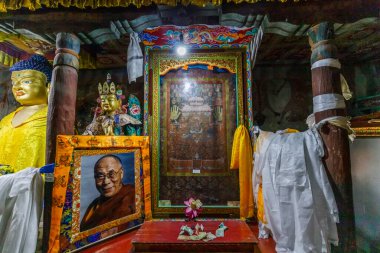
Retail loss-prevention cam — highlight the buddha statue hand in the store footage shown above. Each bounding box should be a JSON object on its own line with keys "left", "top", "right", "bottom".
{"left": 100, "top": 116, "right": 115, "bottom": 136}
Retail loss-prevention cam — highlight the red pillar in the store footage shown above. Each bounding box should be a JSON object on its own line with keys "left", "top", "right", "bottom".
{"left": 308, "top": 22, "right": 356, "bottom": 252}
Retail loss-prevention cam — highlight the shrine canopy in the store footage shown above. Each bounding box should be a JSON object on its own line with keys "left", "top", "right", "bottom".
{"left": 141, "top": 24, "right": 261, "bottom": 133}
{"left": 0, "top": 0, "right": 300, "bottom": 12}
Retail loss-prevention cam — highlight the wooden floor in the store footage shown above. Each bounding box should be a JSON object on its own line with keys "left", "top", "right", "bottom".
{"left": 81, "top": 222, "right": 276, "bottom": 253}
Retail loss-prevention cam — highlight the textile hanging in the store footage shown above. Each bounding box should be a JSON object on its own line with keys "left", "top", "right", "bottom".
{"left": 253, "top": 131, "right": 272, "bottom": 227}
{"left": 254, "top": 128, "right": 339, "bottom": 253}
{"left": 0, "top": 0, "right": 299, "bottom": 12}
{"left": 127, "top": 32, "right": 143, "bottom": 83}
{"left": 230, "top": 124, "right": 254, "bottom": 219}
{"left": 250, "top": 26, "right": 264, "bottom": 67}
{"left": 0, "top": 51, "right": 18, "bottom": 67}
{"left": 0, "top": 105, "right": 47, "bottom": 172}
{"left": 253, "top": 128, "right": 299, "bottom": 236}
{"left": 306, "top": 114, "right": 356, "bottom": 141}
{"left": 0, "top": 168, "right": 43, "bottom": 253}
{"left": 307, "top": 57, "right": 356, "bottom": 141}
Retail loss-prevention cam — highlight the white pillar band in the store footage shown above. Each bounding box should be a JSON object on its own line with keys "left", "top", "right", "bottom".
{"left": 313, "top": 93, "right": 346, "bottom": 113}
{"left": 311, "top": 58, "right": 352, "bottom": 100}
{"left": 311, "top": 58, "right": 341, "bottom": 70}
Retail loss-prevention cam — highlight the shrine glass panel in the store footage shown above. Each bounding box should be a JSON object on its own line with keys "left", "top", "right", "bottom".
{"left": 150, "top": 50, "right": 245, "bottom": 217}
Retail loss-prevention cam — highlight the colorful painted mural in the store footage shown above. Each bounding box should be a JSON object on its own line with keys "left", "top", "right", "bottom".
{"left": 141, "top": 25, "right": 257, "bottom": 46}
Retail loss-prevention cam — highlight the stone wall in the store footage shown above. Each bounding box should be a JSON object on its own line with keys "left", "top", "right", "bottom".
{"left": 252, "top": 64, "right": 312, "bottom": 132}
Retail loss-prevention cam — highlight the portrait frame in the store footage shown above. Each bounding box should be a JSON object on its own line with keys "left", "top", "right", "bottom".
{"left": 48, "top": 136, "right": 150, "bottom": 252}
{"left": 351, "top": 113, "right": 380, "bottom": 137}
{"left": 352, "top": 126, "right": 380, "bottom": 137}
{"left": 73, "top": 148, "right": 141, "bottom": 241}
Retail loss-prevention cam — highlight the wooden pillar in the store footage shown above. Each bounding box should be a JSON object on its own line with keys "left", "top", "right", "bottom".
{"left": 43, "top": 33, "right": 80, "bottom": 252}
{"left": 46, "top": 33, "right": 80, "bottom": 162}
{"left": 308, "top": 22, "right": 356, "bottom": 252}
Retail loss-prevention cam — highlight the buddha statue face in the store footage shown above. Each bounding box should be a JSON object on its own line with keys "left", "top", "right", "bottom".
{"left": 100, "top": 94, "right": 120, "bottom": 114}
{"left": 11, "top": 69, "right": 48, "bottom": 106}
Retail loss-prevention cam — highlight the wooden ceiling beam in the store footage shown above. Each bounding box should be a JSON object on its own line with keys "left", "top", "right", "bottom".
{"left": 0, "top": 7, "right": 156, "bottom": 33}
{"left": 222, "top": 0, "right": 379, "bottom": 24}
{"left": 0, "top": 0, "right": 377, "bottom": 35}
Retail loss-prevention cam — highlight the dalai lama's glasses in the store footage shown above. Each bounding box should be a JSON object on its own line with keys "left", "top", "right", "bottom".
{"left": 95, "top": 169, "right": 122, "bottom": 182}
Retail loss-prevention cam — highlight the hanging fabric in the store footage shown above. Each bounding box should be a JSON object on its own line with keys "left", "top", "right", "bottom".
{"left": 254, "top": 128, "right": 339, "bottom": 253}
{"left": 0, "top": 168, "right": 43, "bottom": 253}
{"left": 253, "top": 129, "right": 299, "bottom": 239}
{"left": 253, "top": 130, "right": 270, "bottom": 226}
{"left": 250, "top": 25, "right": 264, "bottom": 68}
{"left": 230, "top": 124, "right": 254, "bottom": 219}
{"left": 127, "top": 32, "right": 143, "bottom": 84}
{"left": 307, "top": 57, "right": 356, "bottom": 141}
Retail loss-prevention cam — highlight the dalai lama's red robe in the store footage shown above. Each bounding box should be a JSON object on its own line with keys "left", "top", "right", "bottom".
{"left": 80, "top": 184, "right": 135, "bottom": 231}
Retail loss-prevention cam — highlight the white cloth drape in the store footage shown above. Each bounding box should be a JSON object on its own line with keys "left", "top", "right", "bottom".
{"left": 250, "top": 26, "right": 264, "bottom": 68}
{"left": 127, "top": 32, "right": 143, "bottom": 84}
{"left": 0, "top": 168, "right": 43, "bottom": 253}
{"left": 253, "top": 129, "right": 339, "bottom": 253}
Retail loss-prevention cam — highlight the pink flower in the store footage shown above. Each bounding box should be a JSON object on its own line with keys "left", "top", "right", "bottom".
{"left": 184, "top": 197, "right": 202, "bottom": 220}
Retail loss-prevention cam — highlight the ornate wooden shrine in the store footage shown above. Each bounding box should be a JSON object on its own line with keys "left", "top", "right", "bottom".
{"left": 0, "top": 1, "right": 379, "bottom": 253}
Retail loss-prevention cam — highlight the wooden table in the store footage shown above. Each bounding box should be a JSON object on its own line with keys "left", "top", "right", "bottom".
{"left": 132, "top": 220, "right": 258, "bottom": 252}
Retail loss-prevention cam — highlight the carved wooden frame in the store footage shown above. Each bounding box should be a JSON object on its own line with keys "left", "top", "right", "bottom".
{"left": 147, "top": 49, "right": 246, "bottom": 217}
{"left": 48, "top": 136, "right": 151, "bottom": 252}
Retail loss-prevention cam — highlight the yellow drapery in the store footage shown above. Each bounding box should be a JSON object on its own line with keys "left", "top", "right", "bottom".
{"left": 230, "top": 124, "right": 254, "bottom": 219}
{"left": 0, "top": 51, "right": 19, "bottom": 67}
{"left": 257, "top": 184, "right": 266, "bottom": 223}
{"left": 0, "top": 31, "right": 35, "bottom": 67}
{"left": 0, "top": 0, "right": 299, "bottom": 12}
{"left": 0, "top": 105, "right": 47, "bottom": 172}
{"left": 0, "top": 30, "right": 96, "bottom": 69}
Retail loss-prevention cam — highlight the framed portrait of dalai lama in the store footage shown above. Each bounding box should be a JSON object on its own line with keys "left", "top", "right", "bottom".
{"left": 148, "top": 49, "right": 245, "bottom": 217}
{"left": 48, "top": 136, "right": 150, "bottom": 252}
{"left": 78, "top": 149, "right": 140, "bottom": 233}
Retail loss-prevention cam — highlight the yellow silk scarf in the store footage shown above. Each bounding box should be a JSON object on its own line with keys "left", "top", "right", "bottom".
{"left": 0, "top": 106, "right": 47, "bottom": 172}
{"left": 230, "top": 124, "right": 254, "bottom": 219}
{"left": 257, "top": 185, "right": 266, "bottom": 223}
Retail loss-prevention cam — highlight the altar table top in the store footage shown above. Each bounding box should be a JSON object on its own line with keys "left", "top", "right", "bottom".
{"left": 132, "top": 220, "right": 258, "bottom": 252}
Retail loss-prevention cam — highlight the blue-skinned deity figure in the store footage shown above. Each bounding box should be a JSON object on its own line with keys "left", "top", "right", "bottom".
{"left": 126, "top": 95, "right": 142, "bottom": 136}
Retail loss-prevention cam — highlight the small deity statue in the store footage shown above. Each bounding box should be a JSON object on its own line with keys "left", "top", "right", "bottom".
{"left": 125, "top": 94, "right": 142, "bottom": 136}
{"left": 0, "top": 54, "right": 52, "bottom": 172}
{"left": 83, "top": 74, "right": 141, "bottom": 136}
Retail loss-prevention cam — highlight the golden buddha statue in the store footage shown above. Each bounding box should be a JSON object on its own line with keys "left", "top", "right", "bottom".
{"left": 0, "top": 55, "right": 52, "bottom": 173}
{"left": 83, "top": 74, "right": 141, "bottom": 136}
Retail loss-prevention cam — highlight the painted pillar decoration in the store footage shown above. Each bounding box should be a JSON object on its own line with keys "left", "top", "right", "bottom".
{"left": 308, "top": 22, "right": 356, "bottom": 252}
{"left": 43, "top": 33, "right": 80, "bottom": 253}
